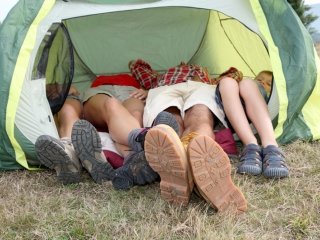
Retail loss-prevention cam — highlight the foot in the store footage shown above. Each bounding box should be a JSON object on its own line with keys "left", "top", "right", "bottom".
{"left": 237, "top": 144, "right": 262, "bottom": 176}
{"left": 262, "top": 145, "right": 289, "bottom": 178}
{"left": 129, "top": 111, "right": 179, "bottom": 152}
{"left": 152, "top": 111, "right": 179, "bottom": 135}
{"left": 188, "top": 135, "right": 247, "bottom": 213}
{"left": 35, "top": 135, "right": 81, "bottom": 184}
{"left": 144, "top": 124, "right": 193, "bottom": 206}
{"left": 112, "top": 151, "right": 159, "bottom": 190}
{"left": 71, "top": 120, "right": 115, "bottom": 184}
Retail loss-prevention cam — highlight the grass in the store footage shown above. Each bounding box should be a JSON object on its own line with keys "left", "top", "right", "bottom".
{"left": 0, "top": 141, "right": 320, "bottom": 239}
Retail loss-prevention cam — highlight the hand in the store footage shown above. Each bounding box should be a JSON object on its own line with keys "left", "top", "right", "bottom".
{"left": 68, "top": 85, "right": 80, "bottom": 96}
{"left": 130, "top": 88, "right": 148, "bottom": 102}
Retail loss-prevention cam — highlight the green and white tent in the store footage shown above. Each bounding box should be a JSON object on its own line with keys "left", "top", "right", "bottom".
{"left": 0, "top": 0, "right": 319, "bottom": 170}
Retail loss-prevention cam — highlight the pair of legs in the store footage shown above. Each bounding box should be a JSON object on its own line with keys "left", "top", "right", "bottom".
{"left": 83, "top": 94, "right": 144, "bottom": 158}
{"left": 36, "top": 96, "right": 115, "bottom": 184}
{"left": 165, "top": 104, "right": 215, "bottom": 139}
{"left": 140, "top": 82, "right": 247, "bottom": 212}
{"left": 83, "top": 93, "right": 180, "bottom": 190}
{"left": 219, "top": 77, "right": 276, "bottom": 147}
{"left": 218, "top": 77, "right": 289, "bottom": 178}
{"left": 35, "top": 92, "right": 145, "bottom": 184}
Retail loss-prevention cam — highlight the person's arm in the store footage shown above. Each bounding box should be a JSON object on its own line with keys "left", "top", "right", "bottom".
{"left": 129, "top": 59, "right": 158, "bottom": 90}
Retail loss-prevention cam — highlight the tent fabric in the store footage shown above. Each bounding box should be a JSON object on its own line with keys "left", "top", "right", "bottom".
{"left": 190, "top": 11, "right": 271, "bottom": 77}
{"left": 0, "top": 0, "right": 319, "bottom": 170}
{"left": 65, "top": 7, "right": 209, "bottom": 74}
{"left": 250, "top": 0, "right": 320, "bottom": 143}
{"left": 0, "top": 0, "right": 53, "bottom": 170}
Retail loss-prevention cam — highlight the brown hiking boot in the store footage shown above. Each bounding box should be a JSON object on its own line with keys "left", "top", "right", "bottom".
{"left": 144, "top": 124, "right": 192, "bottom": 206}
{"left": 35, "top": 135, "right": 82, "bottom": 184}
{"left": 180, "top": 132, "right": 199, "bottom": 191}
{"left": 188, "top": 135, "right": 247, "bottom": 213}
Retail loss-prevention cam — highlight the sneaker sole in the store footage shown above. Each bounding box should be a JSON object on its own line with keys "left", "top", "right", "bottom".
{"left": 144, "top": 124, "right": 191, "bottom": 206}
{"left": 263, "top": 168, "right": 289, "bottom": 178}
{"left": 71, "top": 120, "right": 114, "bottom": 184}
{"left": 35, "top": 135, "right": 81, "bottom": 184}
{"left": 237, "top": 164, "right": 262, "bottom": 176}
{"left": 188, "top": 135, "right": 247, "bottom": 213}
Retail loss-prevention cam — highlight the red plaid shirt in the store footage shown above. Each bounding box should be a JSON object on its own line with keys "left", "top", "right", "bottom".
{"left": 130, "top": 59, "right": 211, "bottom": 90}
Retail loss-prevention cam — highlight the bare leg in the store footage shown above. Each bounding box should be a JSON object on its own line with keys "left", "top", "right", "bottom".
{"left": 114, "top": 142, "right": 131, "bottom": 158}
{"left": 57, "top": 98, "right": 82, "bottom": 138}
{"left": 83, "top": 94, "right": 141, "bottom": 146}
{"left": 239, "top": 79, "right": 278, "bottom": 147}
{"left": 182, "top": 104, "right": 215, "bottom": 139}
{"left": 122, "top": 97, "right": 144, "bottom": 127}
{"left": 219, "top": 77, "right": 258, "bottom": 145}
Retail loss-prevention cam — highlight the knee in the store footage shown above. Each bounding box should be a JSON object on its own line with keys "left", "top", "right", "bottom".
{"left": 185, "top": 105, "right": 213, "bottom": 125}
{"left": 58, "top": 102, "right": 81, "bottom": 121}
{"left": 102, "top": 97, "right": 120, "bottom": 113}
{"left": 219, "top": 77, "right": 239, "bottom": 93}
{"left": 239, "top": 78, "right": 257, "bottom": 97}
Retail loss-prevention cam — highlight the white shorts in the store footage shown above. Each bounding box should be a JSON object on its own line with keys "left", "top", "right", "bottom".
{"left": 143, "top": 81, "right": 227, "bottom": 127}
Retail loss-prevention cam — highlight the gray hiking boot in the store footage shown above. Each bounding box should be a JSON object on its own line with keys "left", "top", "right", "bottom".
{"left": 112, "top": 111, "right": 179, "bottom": 190}
{"left": 112, "top": 151, "right": 159, "bottom": 190}
{"left": 35, "top": 135, "right": 82, "bottom": 184}
{"left": 128, "top": 111, "right": 180, "bottom": 152}
{"left": 71, "top": 120, "right": 115, "bottom": 184}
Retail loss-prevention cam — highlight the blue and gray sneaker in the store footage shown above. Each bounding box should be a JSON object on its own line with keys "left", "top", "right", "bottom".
{"left": 262, "top": 145, "right": 289, "bottom": 178}
{"left": 237, "top": 143, "right": 262, "bottom": 176}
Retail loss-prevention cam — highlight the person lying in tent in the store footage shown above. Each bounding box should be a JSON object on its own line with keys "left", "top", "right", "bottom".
{"left": 121, "top": 59, "right": 247, "bottom": 213}
{"left": 215, "top": 70, "right": 289, "bottom": 178}
{"left": 35, "top": 75, "right": 178, "bottom": 186}
{"left": 254, "top": 70, "right": 272, "bottom": 99}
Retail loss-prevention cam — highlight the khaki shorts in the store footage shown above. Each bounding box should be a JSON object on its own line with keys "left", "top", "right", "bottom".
{"left": 82, "top": 85, "right": 138, "bottom": 103}
{"left": 143, "top": 81, "right": 227, "bottom": 127}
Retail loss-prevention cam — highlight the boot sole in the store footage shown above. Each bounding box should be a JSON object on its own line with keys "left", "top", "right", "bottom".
{"left": 35, "top": 135, "right": 81, "bottom": 184}
{"left": 71, "top": 120, "right": 114, "bottom": 184}
{"left": 188, "top": 135, "right": 247, "bottom": 213}
{"left": 144, "top": 124, "right": 191, "bottom": 206}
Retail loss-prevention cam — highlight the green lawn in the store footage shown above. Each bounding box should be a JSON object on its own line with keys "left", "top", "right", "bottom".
{"left": 0, "top": 141, "right": 319, "bottom": 239}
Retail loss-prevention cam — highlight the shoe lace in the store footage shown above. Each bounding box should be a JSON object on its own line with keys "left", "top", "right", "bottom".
{"left": 60, "top": 137, "right": 72, "bottom": 146}
{"left": 180, "top": 132, "right": 199, "bottom": 150}
{"left": 263, "top": 148, "right": 286, "bottom": 166}
{"left": 134, "top": 127, "right": 151, "bottom": 150}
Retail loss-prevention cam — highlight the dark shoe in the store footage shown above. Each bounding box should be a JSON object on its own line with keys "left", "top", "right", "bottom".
{"left": 262, "top": 145, "right": 289, "bottom": 178}
{"left": 71, "top": 120, "right": 115, "bottom": 184}
{"left": 112, "top": 151, "right": 159, "bottom": 190}
{"left": 35, "top": 135, "right": 82, "bottom": 184}
{"left": 144, "top": 124, "right": 193, "bottom": 206}
{"left": 129, "top": 111, "right": 179, "bottom": 152}
{"left": 237, "top": 144, "right": 262, "bottom": 176}
{"left": 188, "top": 135, "right": 247, "bottom": 213}
{"left": 152, "top": 111, "right": 179, "bottom": 135}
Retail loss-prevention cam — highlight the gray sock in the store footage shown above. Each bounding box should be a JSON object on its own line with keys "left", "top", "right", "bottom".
{"left": 128, "top": 128, "right": 145, "bottom": 152}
